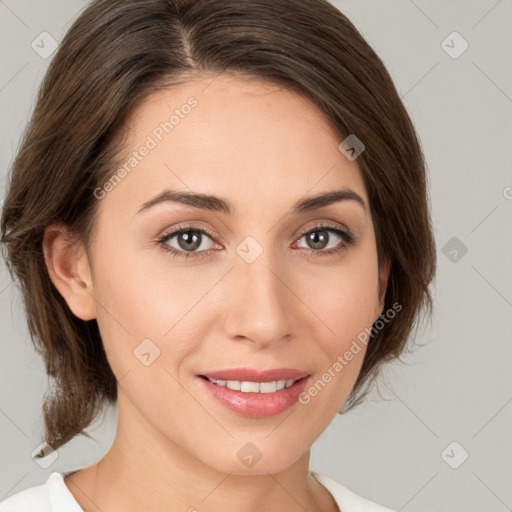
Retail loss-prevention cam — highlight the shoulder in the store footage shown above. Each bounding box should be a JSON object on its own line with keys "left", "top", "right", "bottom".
{"left": 311, "top": 471, "right": 397, "bottom": 512}
{"left": 0, "top": 472, "right": 83, "bottom": 512}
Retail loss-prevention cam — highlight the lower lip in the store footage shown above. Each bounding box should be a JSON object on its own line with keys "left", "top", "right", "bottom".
{"left": 197, "top": 376, "right": 310, "bottom": 418}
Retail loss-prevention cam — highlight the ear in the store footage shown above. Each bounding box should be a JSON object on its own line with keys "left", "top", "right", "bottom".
{"left": 43, "top": 223, "right": 97, "bottom": 321}
{"left": 375, "top": 257, "right": 392, "bottom": 318}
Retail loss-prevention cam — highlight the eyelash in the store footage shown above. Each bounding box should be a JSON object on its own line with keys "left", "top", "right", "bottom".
{"left": 156, "top": 222, "right": 355, "bottom": 260}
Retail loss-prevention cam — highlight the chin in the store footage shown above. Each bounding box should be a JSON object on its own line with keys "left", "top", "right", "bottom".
{"left": 194, "top": 436, "right": 309, "bottom": 476}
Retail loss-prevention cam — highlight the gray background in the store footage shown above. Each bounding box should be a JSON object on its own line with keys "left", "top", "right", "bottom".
{"left": 1, "top": 1, "right": 511, "bottom": 510}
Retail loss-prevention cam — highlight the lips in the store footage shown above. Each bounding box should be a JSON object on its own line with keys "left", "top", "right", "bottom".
{"left": 198, "top": 368, "right": 310, "bottom": 382}
{"left": 197, "top": 371, "right": 311, "bottom": 418}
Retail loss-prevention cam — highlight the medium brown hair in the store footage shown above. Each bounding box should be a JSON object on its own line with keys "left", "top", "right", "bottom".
{"left": 1, "top": 0, "right": 436, "bottom": 455}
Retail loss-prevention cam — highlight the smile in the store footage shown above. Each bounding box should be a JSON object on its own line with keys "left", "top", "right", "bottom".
{"left": 197, "top": 374, "right": 311, "bottom": 418}
{"left": 202, "top": 376, "right": 298, "bottom": 393}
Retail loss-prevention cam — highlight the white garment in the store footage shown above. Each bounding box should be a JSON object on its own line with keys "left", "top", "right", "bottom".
{"left": 0, "top": 470, "right": 397, "bottom": 511}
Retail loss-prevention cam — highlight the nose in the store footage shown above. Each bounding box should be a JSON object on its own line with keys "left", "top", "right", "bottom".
{"left": 222, "top": 249, "right": 294, "bottom": 349}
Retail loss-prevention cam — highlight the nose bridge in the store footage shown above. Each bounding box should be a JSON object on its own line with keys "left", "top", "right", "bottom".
{"left": 223, "top": 240, "right": 293, "bottom": 345}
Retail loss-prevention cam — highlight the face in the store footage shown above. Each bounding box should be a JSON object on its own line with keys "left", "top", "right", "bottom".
{"left": 52, "top": 73, "right": 390, "bottom": 475}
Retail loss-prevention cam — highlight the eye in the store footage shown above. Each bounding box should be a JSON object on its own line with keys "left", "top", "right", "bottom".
{"left": 294, "top": 223, "right": 355, "bottom": 257}
{"left": 157, "top": 225, "right": 219, "bottom": 260}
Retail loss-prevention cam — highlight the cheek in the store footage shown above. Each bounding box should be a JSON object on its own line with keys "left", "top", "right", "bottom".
{"left": 90, "top": 243, "right": 221, "bottom": 394}
{"left": 93, "top": 266, "right": 186, "bottom": 353}
{"left": 295, "top": 253, "right": 379, "bottom": 393}
{"left": 298, "top": 253, "right": 381, "bottom": 341}
{"left": 295, "top": 280, "right": 374, "bottom": 421}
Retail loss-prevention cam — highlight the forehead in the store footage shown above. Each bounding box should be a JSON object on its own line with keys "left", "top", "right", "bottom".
{"left": 99, "top": 73, "right": 368, "bottom": 219}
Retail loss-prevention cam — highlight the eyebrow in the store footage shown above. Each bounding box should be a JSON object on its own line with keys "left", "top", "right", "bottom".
{"left": 136, "top": 188, "right": 366, "bottom": 215}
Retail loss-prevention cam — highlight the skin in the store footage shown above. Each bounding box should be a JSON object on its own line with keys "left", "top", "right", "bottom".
{"left": 44, "top": 73, "right": 391, "bottom": 512}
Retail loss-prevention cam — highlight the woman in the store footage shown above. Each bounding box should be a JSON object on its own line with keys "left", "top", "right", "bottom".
{"left": 0, "top": 0, "right": 436, "bottom": 510}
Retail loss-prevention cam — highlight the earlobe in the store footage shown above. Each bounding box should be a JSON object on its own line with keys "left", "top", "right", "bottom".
{"left": 43, "top": 223, "right": 97, "bottom": 321}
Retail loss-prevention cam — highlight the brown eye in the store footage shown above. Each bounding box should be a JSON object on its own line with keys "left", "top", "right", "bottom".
{"left": 296, "top": 225, "right": 354, "bottom": 254}
{"left": 158, "top": 226, "right": 219, "bottom": 260}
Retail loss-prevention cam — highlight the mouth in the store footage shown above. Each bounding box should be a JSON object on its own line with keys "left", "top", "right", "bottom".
{"left": 195, "top": 369, "right": 312, "bottom": 418}
{"left": 198, "top": 374, "right": 307, "bottom": 394}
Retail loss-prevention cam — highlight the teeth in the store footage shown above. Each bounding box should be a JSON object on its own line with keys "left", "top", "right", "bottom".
{"left": 208, "top": 378, "right": 297, "bottom": 393}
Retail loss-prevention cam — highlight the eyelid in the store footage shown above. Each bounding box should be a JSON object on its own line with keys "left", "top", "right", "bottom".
{"left": 295, "top": 220, "right": 352, "bottom": 240}
{"left": 158, "top": 222, "right": 221, "bottom": 243}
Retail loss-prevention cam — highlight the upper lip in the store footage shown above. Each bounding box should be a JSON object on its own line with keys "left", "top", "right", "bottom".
{"left": 199, "top": 368, "right": 310, "bottom": 382}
